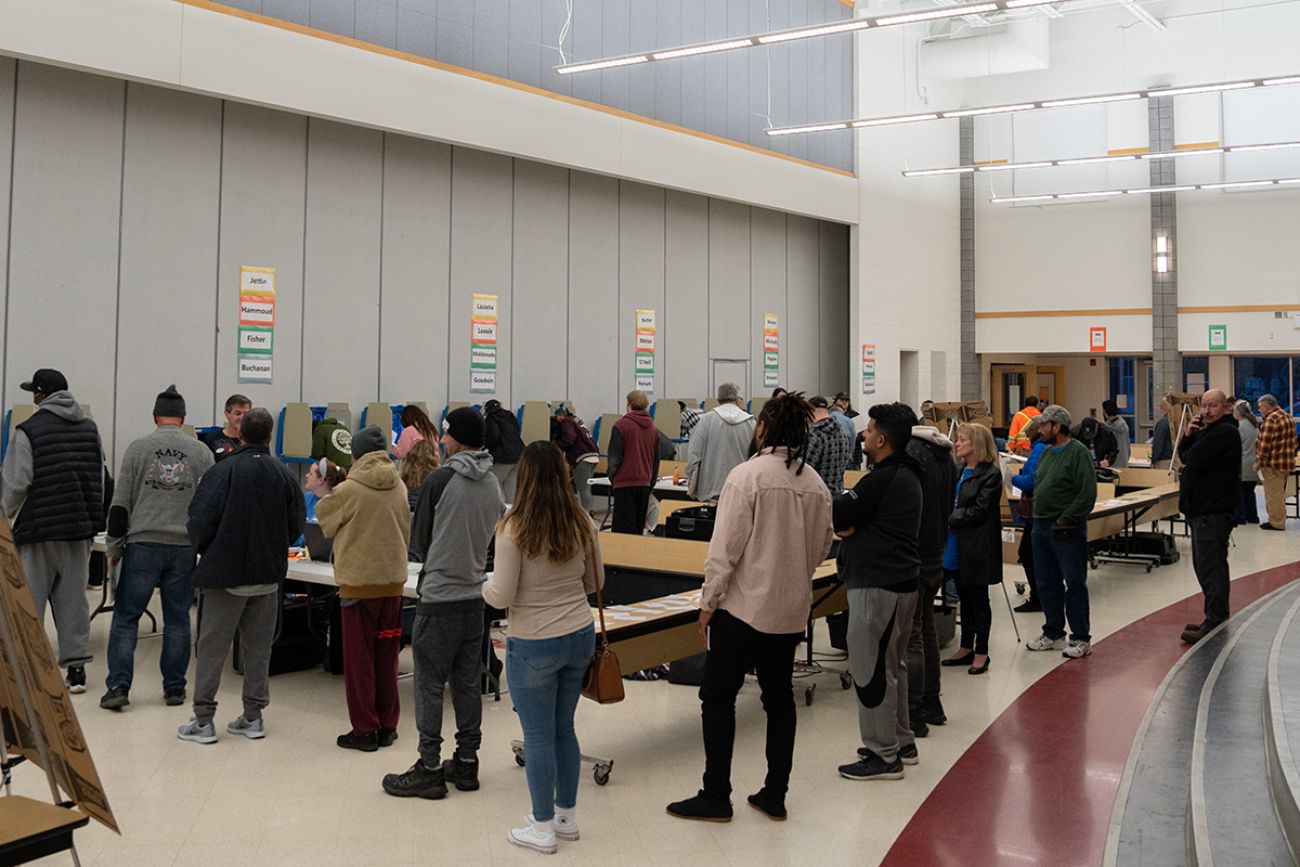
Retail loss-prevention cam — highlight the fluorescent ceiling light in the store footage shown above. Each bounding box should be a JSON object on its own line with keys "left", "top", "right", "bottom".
{"left": 1119, "top": 0, "right": 1166, "bottom": 32}
{"left": 902, "top": 166, "right": 976, "bottom": 177}
{"left": 1057, "top": 154, "right": 1139, "bottom": 166}
{"left": 765, "top": 122, "right": 849, "bottom": 136}
{"left": 981, "top": 161, "right": 1054, "bottom": 172}
{"left": 1139, "top": 147, "right": 1224, "bottom": 158}
{"left": 1263, "top": 76, "right": 1300, "bottom": 86}
{"left": 757, "top": 20, "right": 872, "bottom": 43}
{"left": 556, "top": 56, "right": 649, "bottom": 74}
{"left": 988, "top": 177, "right": 1300, "bottom": 204}
{"left": 1157, "top": 80, "right": 1256, "bottom": 96}
{"left": 652, "top": 40, "right": 753, "bottom": 60}
{"left": 1228, "top": 141, "right": 1300, "bottom": 153}
{"left": 769, "top": 74, "right": 1300, "bottom": 136}
{"left": 942, "top": 103, "right": 1037, "bottom": 118}
{"left": 1126, "top": 185, "right": 1197, "bottom": 194}
{"left": 1002, "top": 0, "right": 1061, "bottom": 7}
{"left": 1279, "top": 178, "right": 1300, "bottom": 184}
{"left": 902, "top": 139, "right": 1300, "bottom": 177}
{"left": 1042, "top": 93, "right": 1142, "bottom": 108}
{"left": 1057, "top": 190, "right": 1124, "bottom": 199}
{"left": 990, "top": 194, "right": 1055, "bottom": 203}
{"left": 876, "top": 3, "right": 998, "bottom": 26}
{"left": 1200, "top": 180, "right": 1277, "bottom": 189}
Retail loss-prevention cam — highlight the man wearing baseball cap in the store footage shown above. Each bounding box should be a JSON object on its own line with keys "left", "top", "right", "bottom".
{"left": 1, "top": 368, "right": 107, "bottom": 694}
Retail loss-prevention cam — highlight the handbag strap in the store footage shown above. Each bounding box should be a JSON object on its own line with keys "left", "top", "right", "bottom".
{"left": 589, "top": 536, "right": 609, "bottom": 649}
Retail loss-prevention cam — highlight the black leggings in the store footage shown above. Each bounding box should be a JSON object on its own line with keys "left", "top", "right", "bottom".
{"left": 952, "top": 568, "right": 992, "bottom": 656}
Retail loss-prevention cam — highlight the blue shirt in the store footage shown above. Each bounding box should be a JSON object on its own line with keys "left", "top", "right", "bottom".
{"left": 942, "top": 467, "right": 974, "bottom": 570}
{"left": 293, "top": 490, "right": 320, "bottom": 547}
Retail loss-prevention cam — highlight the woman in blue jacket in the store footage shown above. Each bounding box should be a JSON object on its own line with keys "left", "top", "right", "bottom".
{"left": 1011, "top": 418, "right": 1047, "bottom": 613}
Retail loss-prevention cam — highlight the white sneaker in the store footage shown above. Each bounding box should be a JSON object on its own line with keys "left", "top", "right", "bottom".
{"left": 1062, "top": 640, "right": 1092, "bottom": 659}
{"left": 554, "top": 807, "right": 578, "bottom": 841}
{"left": 226, "top": 715, "right": 265, "bottom": 739}
{"left": 508, "top": 814, "right": 558, "bottom": 855}
{"left": 177, "top": 719, "right": 217, "bottom": 744}
{"left": 1026, "top": 634, "right": 1067, "bottom": 652}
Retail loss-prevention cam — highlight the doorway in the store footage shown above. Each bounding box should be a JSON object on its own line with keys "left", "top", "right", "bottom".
{"left": 710, "top": 359, "right": 751, "bottom": 400}
{"left": 991, "top": 363, "right": 1066, "bottom": 425}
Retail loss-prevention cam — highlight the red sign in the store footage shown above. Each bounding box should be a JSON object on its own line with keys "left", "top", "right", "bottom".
{"left": 1089, "top": 327, "right": 1107, "bottom": 353}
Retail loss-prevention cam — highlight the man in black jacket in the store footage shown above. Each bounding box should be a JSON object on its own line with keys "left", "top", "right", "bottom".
{"left": 1177, "top": 390, "right": 1241, "bottom": 644}
{"left": 178, "top": 408, "right": 305, "bottom": 744}
{"left": 482, "top": 400, "right": 523, "bottom": 502}
{"left": 904, "top": 425, "right": 958, "bottom": 735}
{"left": 1072, "top": 416, "right": 1119, "bottom": 467}
{"left": 833, "top": 403, "right": 923, "bottom": 781}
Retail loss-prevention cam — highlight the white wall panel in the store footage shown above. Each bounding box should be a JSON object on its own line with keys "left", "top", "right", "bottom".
{"left": 784, "top": 215, "right": 821, "bottom": 395}
{"left": 115, "top": 83, "right": 221, "bottom": 463}
{"left": 749, "top": 208, "right": 787, "bottom": 397}
{"left": 5, "top": 63, "right": 123, "bottom": 459}
{"left": 379, "top": 135, "right": 452, "bottom": 411}
{"left": 567, "top": 173, "right": 620, "bottom": 419}
{"left": 707, "top": 199, "right": 751, "bottom": 374}
{"left": 819, "top": 222, "right": 850, "bottom": 397}
{"left": 618, "top": 182, "right": 665, "bottom": 398}
{"left": 512, "top": 161, "right": 570, "bottom": 406}
{"left": 663, "top": 191, "right": 710, "bottom": 402}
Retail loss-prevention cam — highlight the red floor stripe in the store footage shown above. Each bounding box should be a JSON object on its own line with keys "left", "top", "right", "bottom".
{"left": 882, "top": 561, "right": 1300, "bottom": 867}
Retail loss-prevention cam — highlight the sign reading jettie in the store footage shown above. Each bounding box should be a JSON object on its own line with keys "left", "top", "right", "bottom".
{"left": 238, "top": 266, "right": 276, "bottom": 383}
{"left": 470, "top": 294, "right": 499, "bottom": 394}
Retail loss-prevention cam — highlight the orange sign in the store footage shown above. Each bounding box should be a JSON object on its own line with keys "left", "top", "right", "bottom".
{"left": 1089, "top": 327, "right": 1107, "bottom": 353}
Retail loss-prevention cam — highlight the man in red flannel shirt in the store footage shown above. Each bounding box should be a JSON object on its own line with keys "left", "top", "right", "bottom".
{"left": 1254, "top": 394, "right": 1297, "bottom": 531}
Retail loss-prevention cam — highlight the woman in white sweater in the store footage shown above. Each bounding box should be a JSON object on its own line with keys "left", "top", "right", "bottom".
{"left": 482, "top": 441, "right": 603, "bottom": 856}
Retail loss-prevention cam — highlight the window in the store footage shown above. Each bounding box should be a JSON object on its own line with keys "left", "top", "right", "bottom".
{"left": 1108, "top": 357, "right": 1136, "bottom": 439}
{"left": 1183, "top": 356, "right": 1209, "bottom": 394}
{"left": 1233, "top": 357, "right": 1291, "bottom": 410}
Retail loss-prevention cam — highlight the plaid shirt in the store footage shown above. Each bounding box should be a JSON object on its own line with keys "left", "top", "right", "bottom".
{"left": 1256, "top": 407, "right": 1298, "bottom": 470}
{"left": 680, "top": 407, "right": 703, "bottom": 440}
{"left": 805, "top": 416, "right": 853, "bottom": 493}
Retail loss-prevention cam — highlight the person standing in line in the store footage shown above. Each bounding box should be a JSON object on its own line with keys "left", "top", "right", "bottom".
{"left": 606, "top": 390, "right": 661, "bottom": 534}
{"left": 393, "top": 404, "right": 437, "bottom": 461}
{"left": 1025, "top": 405, "right": 1098, "bottom": 660}
{"left": 101, "top": 385, "right": 214, "bottom": 710}
{"left": 833, "top": 403, "right": 924, "bottom": 782}
{"left": 1254, "top": 393, "right": 1297, "bottom": 531}
{"left": 1178, "top": 390, "right": 1242, "bottom": 644}
{"left": 939, "top": 424, "right": 1004, "bottom": 676}
{"left": 483, "top": 399, "right": 525, "bottom": 503}
{"left": 831, "top": 392, "right": 863, "bottom": 470}
{"left": 482, "top": 442, "right": 603, "bottom": 854}
{"left": 399, "top": 439, "right": 441, "bottom": 511}
{"left": 1011, "top": 418, "right": 1048, "bottom": 614}
{"left": 1, "top": 368, "right": 107, "bottom": 694}
{"left": 904, "top": 422, "right": 957, "bottom": 735}
{"left": 667, "top": 394, "right": 833, "bottom": 821}
{"left": 1007, "top": 395, "right": 1041, "bottom": 456}
{"left": 199, "top": 393, "right": 251, "bottom": 462}
{"left": 1150, "top": 395, "right": 1175, "bottom": 468}
{"left": 383, "top": 407, "right": 503, "bottom": 799}
{"left": 316, "top": 426, "right": 412, "bottom": 752}
{"left": 686, "top": 384, "right": 756, "bottom": 502}
{"left": 1100, "top": 400, "right": 1131, "bottom": 468}
{"left": 178, "top": 408, "right": 305, "bottom": 743}
{"left": 551, "top": 403, "right": 600, "bottom": 516}
{"left": 804, "top": 396, "right": 854, "bottom": 495}
{"left": 1235, "top": 400, "right": 1261, "bottom": 527}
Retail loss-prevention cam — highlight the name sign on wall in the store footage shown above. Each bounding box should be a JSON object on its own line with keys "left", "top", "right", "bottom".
{"left": 237, "top": 266, "right": 276, "bottom": 384}
{"left": 763, "top": 313, "right": 780, "bottom": 388}
{"left": 635, "top": 309, "right": 656, "bottom": 393}
{"left": 471, "top": 294, "right": 499, "bottom": 394}
{"left": 862, "top": 344, "right": 876, "bottom": 396}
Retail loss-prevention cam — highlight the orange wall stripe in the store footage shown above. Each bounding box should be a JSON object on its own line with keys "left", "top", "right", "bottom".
{"left": 1178, "top": 304, "right": 1300, "bottom": 313}
{"left": 975, "top": 308, "right": 1152, "bottom": 319}
{"left": 1108, "top": 146, "right": 1149, "bottom": 156}
{"left": 1174, "top": 141, "right": 1220, "bottom": 151}
{"left": 174, "top": 0, "right": 856, "bottom": 179}
{"left": 973, "top": 159, "right": 1009, "bottom": 166}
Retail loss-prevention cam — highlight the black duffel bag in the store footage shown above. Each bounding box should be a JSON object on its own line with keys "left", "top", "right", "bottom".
{"left": 666, "top": 505, "right": 717, "bottom": 542}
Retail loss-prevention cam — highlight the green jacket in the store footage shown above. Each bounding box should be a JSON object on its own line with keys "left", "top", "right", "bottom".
{"left": 1032, "top": 438, "right": 1097, "bottom": 523}
{"left": 311, "top": 419, "right": 353, "bottom": 468}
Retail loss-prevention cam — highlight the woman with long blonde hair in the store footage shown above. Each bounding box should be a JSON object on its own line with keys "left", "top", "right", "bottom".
{"left": 482, "top": 441, "right": 602, "bottom": 855}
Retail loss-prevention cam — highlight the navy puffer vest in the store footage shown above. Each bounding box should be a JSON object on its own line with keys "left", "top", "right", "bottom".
{"left": 14, "top": 410, "right": 103, "bottom": 545}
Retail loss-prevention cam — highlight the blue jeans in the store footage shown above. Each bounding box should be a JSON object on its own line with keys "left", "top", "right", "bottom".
{"left": 507, "top": 625, "right": 596, "bottom": 822}
{"left": 1031, "top": 521, "right": 1090, "bottom": 642}
{"left": 106, "top": 542, "right": 197, "bottom": 692}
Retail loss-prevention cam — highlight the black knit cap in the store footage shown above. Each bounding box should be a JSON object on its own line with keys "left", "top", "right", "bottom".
{"left": 446, "top": 406, "right": 486, "bottom": 449}
{"left": 153, "top": 384, "right": 186, "bottom": 419}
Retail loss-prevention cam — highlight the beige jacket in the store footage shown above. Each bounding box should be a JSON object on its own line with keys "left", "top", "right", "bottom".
{"left": 482, "top": 525, "right": 603, "bottom": 640}
{"left": 700, "top": 448, "right": 835, "bottom": 635}
{"left": 315, "top": 452, "right": 411, "bottom": 599}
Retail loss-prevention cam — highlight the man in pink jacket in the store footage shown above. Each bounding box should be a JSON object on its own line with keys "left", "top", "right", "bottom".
{"left": 667, "top": 393, "right": 834, "bottom": 824}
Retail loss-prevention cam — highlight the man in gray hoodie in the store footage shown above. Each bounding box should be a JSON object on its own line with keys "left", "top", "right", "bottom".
{"left": 1100, "top": 400, "right": 1131, "bottom": 468}
{"left": 1, "top": 369, "right": 106, "bottom": 694}
{"left": 101, "top": 385, "right": 214, "bottom": 710}
{"left": 686, "top": 383, "right": 757, "bottom": 502}
{"left": 383, "top": 407, "right": 504, "bottom": 801}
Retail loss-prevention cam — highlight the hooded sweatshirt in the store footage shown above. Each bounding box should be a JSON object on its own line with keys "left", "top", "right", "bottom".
{"left": 315, "top": 451, "right": 412, "bottom": 599}
{"left": 833, "top": 450, "right": 923, "bottom": 591}
{"left": 905, "top": 426, "right": 958, "bottom": 566}
{"left": 1100, "top": 415, "right": 1131, "bottom": 468}
{"left": 686, "top": 402, "right": 757, "bottom": 502}
{"left": 106, "top": 424, "right": 214, "bottom": 558}
{"left": 607, "top": 410, "right": 661, "bottom": 488}
{"left": 409, "top": 449, "right": 504, "bottom": 612}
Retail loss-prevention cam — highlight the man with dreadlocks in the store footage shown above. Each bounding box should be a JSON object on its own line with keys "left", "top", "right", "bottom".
{"left": 666, "top": 393, "right": 834, "bottom": 824}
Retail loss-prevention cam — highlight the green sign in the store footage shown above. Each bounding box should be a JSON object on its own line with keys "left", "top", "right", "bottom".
{"left": 236, "top": 325, "right": 273, "bottom": 356}
{"left": 1208, "top": 324, "right": 1227, "bottom": 351}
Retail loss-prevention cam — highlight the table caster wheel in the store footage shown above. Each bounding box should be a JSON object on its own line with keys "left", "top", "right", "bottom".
{"left": 1014, "top": 582, "right": 1026, "bottom": 595}
{"left": 839, "top": 672, "right": 852, "bottom": 690}
{"left": 593, "top": 765, "right": 611, "bottom": 786}
{"left": 805, "top": 684, "right": 816, "bottom": 706}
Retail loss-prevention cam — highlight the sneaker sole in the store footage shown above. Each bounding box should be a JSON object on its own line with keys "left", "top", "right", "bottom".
{"left": 164, "top": 696, "right": 185, "bottom": 707}
{"left": 228, "top": 726, "right": 266, "bottom": 739}
{"left": 506, "top": 832, "right": 557, "bottom": 855}
{"left": 900, "top": 756, "right": 919, "bottom": 766}
{"left": 67, "top": 685, "right": 86, "bottom": 695}
{"left": 665, "top": 808, "right": 732, "bottom": 823}
{"left": 1062, "top": 651, "right": 1093, "bottom": 659}
{"left": 99, "top": 699, "right": 129, "bottom": 710}
{"left": 177, "top": 732, "right": 217, "bottom": 745}
{"left": 839, "top": 770, "right": 905, "bottom": 781}
{"left": 452, "top": 781, "right": 479, "bottom": 791}
{"left": 554, "top": 828, "right": 580, "bottom": 840}
{"left": 747, "top": 802, "right": 787, "bottom": 822}
{"left": 337, "top": 741, "right": 379, "bottom": 752}
{"left": 382, "top": 783, "right": 447, "bottom": 800}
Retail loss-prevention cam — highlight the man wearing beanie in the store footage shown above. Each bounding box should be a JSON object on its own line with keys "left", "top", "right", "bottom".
{"left": 101, "top": 386, "right": 215, "bottom": 710}
{"left": 384, "top": 406, "right": 504, "bottom": 799}
{"left": 1099, "top": 399, "right": 1131, "bottom": 468}
{"left": 316, "top": 426, "right": 411, "bottom": 751}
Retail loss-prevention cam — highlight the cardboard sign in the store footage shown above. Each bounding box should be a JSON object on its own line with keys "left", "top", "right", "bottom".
{"left": 0, "top": 518, "right": 117, "bottom": 832}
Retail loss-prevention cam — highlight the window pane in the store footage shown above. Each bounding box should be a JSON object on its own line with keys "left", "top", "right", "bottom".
{"left": 1183, "top": 356, "right": 1209, "bottom": 393}
{"left": 1233, "top": 356, "right": 1290, "bottom": 410}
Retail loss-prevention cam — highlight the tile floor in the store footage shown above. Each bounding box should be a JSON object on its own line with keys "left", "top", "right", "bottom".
{"left": 14, "top": 518, "right": 1299, "bottom": 867}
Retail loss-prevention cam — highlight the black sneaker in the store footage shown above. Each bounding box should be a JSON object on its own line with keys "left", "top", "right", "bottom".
{"left": 839, "top": 751, "right": 904, "bottom": 781}
{"left": 921, "top": 697, "right": 947, "bottom": 726}
{"left": 99, "top": 684, "right": 129, "bottom": 710}
{"left": 164, "top": 688, "right": 186, "bottom": 707}
{"left": 65, "top": 666, "right": 86, "bottom": 695}
{"left": 382, "top": 761, "right": 447, "bottom": 799}
{"left": 337, "top": 732, "right": 379, "bottom": 752}
{"left": 746, "top": 789, "right": 787, "bottom": 821}
{"left": 898, "top": 743, "right": 919, "bottom": 766}
{"left": 377, "top": 729, "right": 398, "bottom": 748}
{"left": 911, "top": 719, "right": 930, "bottom": 738}
{"left": 666, "top": 790, "right": 733, "bottom": 822}
{"left": 1014, "top": 599, "right": 1043, "bottom": 613}
{"left": 441, "top": 755, "right": 480, "bottom": 791}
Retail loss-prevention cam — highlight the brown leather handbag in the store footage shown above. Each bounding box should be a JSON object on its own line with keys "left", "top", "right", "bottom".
{"left": 581, "top": 542, "right": 624, "bottom": 704}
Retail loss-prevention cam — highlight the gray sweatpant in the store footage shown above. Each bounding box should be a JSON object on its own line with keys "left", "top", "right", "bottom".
{"left": 192, "top": 588, "right": 278, "bottom": 726}
{"left": 847, "top": 586, "right": 918, "bottom": 764}
{"left": 413, "top": 602, "right": 485, "bottom": 767}
{"left": 20, "top": 539, "right": 92, "bottom": 668}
